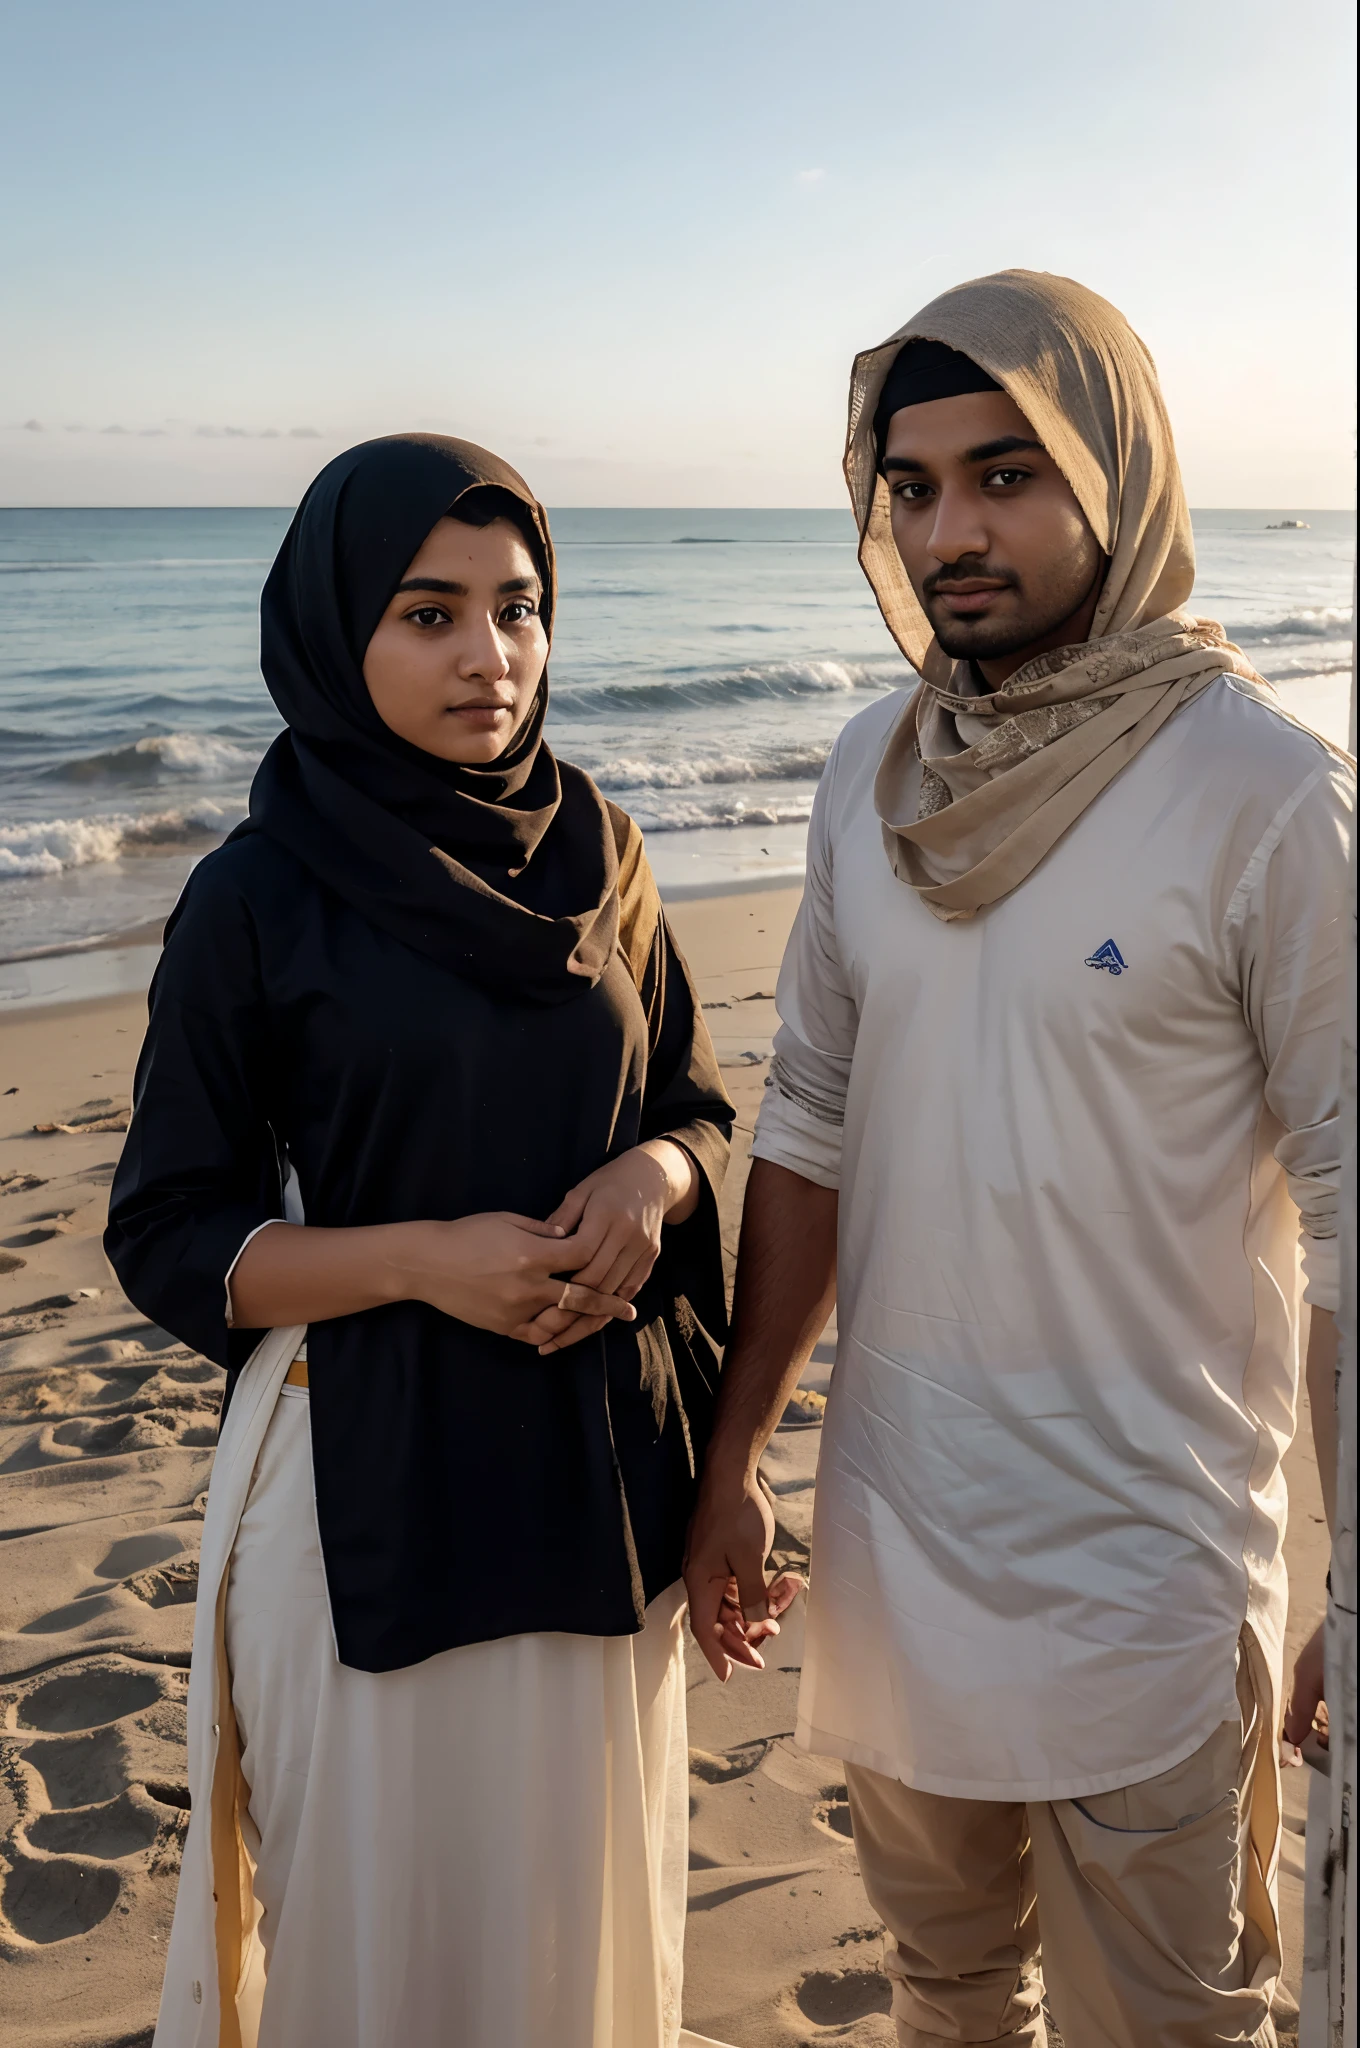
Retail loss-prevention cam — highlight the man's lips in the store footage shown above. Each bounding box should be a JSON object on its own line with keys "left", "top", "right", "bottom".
{"left": 931, "top": 582, "right": 1011, "bottom": 615}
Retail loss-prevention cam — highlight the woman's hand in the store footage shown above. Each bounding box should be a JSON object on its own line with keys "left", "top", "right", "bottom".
{"left": 394, "top": 1212, "right": 638, "bottom": 1342}
{"left": 524, "top": 1142, "right": 700, "bottom": 1355}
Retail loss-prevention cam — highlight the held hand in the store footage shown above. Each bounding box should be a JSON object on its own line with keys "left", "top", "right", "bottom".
{"left": 1283, "top": 1618, "right": 1328, "bottom": 1752}
{"left": 398, "top": 1213, "right": 637, "bottom": 1342}
{"left": 531, "top": 1143, "right": 698, "bottom": 1355}
{"left": 683, "top": 1471, "right": 804, "bottom": 1683}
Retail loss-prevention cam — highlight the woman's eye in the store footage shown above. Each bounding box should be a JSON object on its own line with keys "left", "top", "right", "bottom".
{"left": 500, "top": 601, "right": 536, "bottom": 624}
{"left": 409, "top": 605, "right": 448, "bottom": 627}
{"left": 894, "top": 481, "right": 933, "bottom": 503}
{"left": 986, "top": 468, "right": 1029, "bottom": 488}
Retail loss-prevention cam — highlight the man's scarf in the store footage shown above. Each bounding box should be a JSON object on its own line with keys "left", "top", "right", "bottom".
{"left": 845, "top": 270, "right": 1270, "bottom": 921}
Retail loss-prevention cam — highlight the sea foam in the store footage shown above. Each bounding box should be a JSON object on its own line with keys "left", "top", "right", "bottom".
{"left": 0, "top": 804, "right": 235, "bottom": 878}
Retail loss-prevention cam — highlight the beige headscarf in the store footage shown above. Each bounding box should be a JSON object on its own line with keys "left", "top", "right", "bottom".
{"left": 848, "top": 269, "right": 1268, "bottom": 921}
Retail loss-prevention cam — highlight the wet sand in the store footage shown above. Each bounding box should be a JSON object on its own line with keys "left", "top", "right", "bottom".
{"left": 0, "top": 882, "right": 1328, "bottom": 2045}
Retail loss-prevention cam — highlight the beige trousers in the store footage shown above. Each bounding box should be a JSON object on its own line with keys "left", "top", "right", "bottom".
{"left": 845, "top": 1647, "right": 1281, "bottom": 2048}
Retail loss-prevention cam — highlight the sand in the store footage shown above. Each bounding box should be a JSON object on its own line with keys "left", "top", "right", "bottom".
{"left": 0, "top": 883, "right": 1330, "bottom": 2047}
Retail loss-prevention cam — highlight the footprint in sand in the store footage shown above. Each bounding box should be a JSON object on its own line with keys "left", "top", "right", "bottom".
{"left": 1, "top": 1660, "right": 192, "bottom": 1949}
{"left": 2, "top": 1851, "right": 122, "bottom": 1943}
{"left": 19, "top": 1667, "right": 161, "bottom": 1733}
{"left": 811, "top": 1783, "right": 853, "bottom": 1842}
{"left": 2, "top": 1343, "right": 224, "bottom": 1470}
{"left": 689, "top": 1736, "right": 791, "bottom": 1785}
{"left": 2, "top": 1211, "right": 76, "bottom": 1251}
{"left": 792, "top": 1965, "right": 893, "bottom": 2026}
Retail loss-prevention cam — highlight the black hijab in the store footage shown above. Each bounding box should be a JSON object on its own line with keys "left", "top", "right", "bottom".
{"left": 244, "top": 433, "right": 621, "bottom": 1004}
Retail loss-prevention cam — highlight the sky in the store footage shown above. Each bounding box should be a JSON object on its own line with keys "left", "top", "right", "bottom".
{"left": 1, "top": 0, "right": 1355, "bottom": 508}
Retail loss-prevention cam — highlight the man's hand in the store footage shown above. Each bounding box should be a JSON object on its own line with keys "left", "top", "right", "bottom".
{"left": 684, "top": 1469, "right": 804, "bottom": 1682}
{"left": 1284, "top": 1618, "right": 1328, "bottom": 1752}
{"left": 679, "top": 1159, "right": 837, "bottom": 1678}
{"left": 1283, "top": 1307, "right": 1340, "bottom": 1755}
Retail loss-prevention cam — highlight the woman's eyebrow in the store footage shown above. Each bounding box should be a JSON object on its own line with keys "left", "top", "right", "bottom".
{"left": 393, "top": 576, "right": 539, "bottom": 596}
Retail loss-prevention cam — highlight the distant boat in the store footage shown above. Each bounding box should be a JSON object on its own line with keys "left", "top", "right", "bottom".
{"left": 1266, "top": 518, "right": 1310, "bottom": 529}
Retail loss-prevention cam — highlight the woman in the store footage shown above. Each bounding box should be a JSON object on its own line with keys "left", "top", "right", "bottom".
{"left": 105, "top": 434, "right": 733, "bottom": 2048}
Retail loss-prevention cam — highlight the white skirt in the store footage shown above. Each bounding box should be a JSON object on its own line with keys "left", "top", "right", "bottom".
{"left": 222, "top": 1385, "right": 690, "bottom": 2048}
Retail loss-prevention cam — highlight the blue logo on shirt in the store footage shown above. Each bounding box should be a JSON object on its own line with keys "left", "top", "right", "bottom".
{"left": 1085, "top": 939, "right": 1128, "bottom": 975}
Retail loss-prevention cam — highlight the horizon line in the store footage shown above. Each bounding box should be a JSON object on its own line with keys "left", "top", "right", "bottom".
{"left": 1, "top": 503, "right": 1355, "bottom": 516}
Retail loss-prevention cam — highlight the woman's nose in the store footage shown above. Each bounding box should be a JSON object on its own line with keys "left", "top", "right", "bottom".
{"left": 459, "top": 612, "right": 512, "bottom": 681}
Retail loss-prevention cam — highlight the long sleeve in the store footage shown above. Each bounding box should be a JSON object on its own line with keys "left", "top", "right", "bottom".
{"left": 105, "top": 855, "right": 283, "bottom": 1371}
{"left": 636, "top": 911, "right": 734, "bottom": 1340}
{"left": 752, "top": 750, "right": 860, "bottom": 1189}
{"left": 1226, "top": 754, "right": 1354, "bottom": 1312}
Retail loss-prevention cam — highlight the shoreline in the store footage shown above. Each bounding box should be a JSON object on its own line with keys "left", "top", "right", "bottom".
{"left": 0, "top": 868, "right": 811, "bottom": 1015}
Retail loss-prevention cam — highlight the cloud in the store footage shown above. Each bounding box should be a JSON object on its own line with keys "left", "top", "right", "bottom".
{"left": 795, "top": 167, "right": 826, "bottom": 186}
{"left": 290, "top": 426, "right": 322, "bottom": 438}
{"left": 223, "top": 425, "right": 250, "bottom": 437}
{"left": 195, "top": 425, "right": 221, "bottom": 438}
{"left": 139, "top": 426, "right": 168, "bottom": 437}
{"left": 65, "top": 423, "right": 87, "bottom": 433}
{"left": 23, "top": 418, "right": 43, "bottom": 432}
{"left": 102, "top": 424, "right": 127, "bottom": 434}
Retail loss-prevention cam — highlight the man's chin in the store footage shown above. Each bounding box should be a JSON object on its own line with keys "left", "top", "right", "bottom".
{"left": 928, "top": 612, "right": 1042, "bottom": 663}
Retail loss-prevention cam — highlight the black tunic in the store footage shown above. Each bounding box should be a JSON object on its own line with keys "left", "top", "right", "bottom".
{"left": 105, "top": 832, "right": 733, "bottom": 1672}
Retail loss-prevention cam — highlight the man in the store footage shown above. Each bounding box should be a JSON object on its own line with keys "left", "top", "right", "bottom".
{"left": 684, "top": 271, "right": 1351, "bottom": 2047}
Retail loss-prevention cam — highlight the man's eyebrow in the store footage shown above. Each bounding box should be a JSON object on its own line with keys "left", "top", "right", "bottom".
{"left": 962, "top": 435, "right": 1045, "bottom": 463}
{"left": 882, "top": 435, "right": 1046, "bottom": 477}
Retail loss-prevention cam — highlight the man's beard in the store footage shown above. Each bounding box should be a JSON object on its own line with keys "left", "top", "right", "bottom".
{"left": 929, "top": 606, "right": 1040, "bottom": 661}
{"left": 922, "top": 554, "right": 1103, "bottom": 663}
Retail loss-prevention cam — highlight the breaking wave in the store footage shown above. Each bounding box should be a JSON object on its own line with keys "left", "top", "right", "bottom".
{"left": 552, "top": 659, "right": 902, "bottom": 719}
{"left": 0, "top": 804, "right": 237, "bottom": 879}
{"left": 627, "top": 794, "right": 818, "bottom": 833}
{"left": 590, "top": 744, "right": 830, "bottom": 790}
{"left": 1228, "top": 607, "right": 1352, "bottom": 643}
{"left": 42, "top": 732, "right": 259, "bottom": 785}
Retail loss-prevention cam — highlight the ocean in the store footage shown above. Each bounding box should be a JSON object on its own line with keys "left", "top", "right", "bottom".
{"left": 0, "top": 506, "right": 1353, "bottom": 991}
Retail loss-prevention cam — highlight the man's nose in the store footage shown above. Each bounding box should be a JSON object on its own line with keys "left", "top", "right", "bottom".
{"left": 927, "top": 487, "right": 991, "bottom": 567}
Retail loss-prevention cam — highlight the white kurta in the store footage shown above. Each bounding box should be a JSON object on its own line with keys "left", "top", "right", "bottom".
{"left": 154, "top": 1331, "right": 691, "bottom": 2048}
{"left": 752, "top": 676, "right": 1351, "bottom": 1802}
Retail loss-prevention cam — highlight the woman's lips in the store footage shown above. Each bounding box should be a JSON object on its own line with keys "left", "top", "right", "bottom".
{"left": 449, "top": 702, "right": 512, "bottom": 725}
